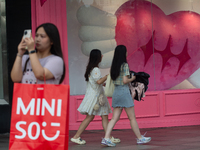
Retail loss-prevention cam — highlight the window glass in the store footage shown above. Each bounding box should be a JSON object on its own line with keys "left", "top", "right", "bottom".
{"left": 66, "top": 0, "right": 200, "bottom": 95}
{"left": 0, "top": 0, "right": 8, "bottom": 104}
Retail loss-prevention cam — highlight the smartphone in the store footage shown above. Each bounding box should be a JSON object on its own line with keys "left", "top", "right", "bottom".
{"left": 23, "top": 29, "right": 31, "bottom": 39}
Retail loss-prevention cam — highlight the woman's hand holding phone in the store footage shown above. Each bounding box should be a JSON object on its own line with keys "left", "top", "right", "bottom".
{"left": 18, "top": 29, "right": 33, "bottom": 55}
{"left": 18, "top": 37, "right": 27, "bottom": 56}
{"left": 23, "top": 29, "right": 35, "bottom": 52}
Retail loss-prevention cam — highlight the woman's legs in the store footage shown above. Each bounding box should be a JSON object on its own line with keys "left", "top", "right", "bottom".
{"left": 101, "top": 115, "right": 121, "bottom": 143}
{"left": 124, "top": 106, "right": 142, "bottom": 139}
{"left": 73, "top": 114, "right": 95, "bottom": 139}
{"left": 101, "top": 115, "right": 108, "bottom": 133}
{"left": 104, "top": 108, "right": 123, "bottom": 139}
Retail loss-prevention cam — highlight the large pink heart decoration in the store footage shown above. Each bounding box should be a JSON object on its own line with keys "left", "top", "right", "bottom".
{"left": 115, "top": 0, "right": 200, "bottom": 91}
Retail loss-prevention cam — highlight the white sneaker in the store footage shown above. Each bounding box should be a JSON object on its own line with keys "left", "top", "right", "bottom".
{"left": 101, "top": 138, "right": 116, "bottom": 147}
{"left": 137, "top": 132, "right": 151, "bottom": 144}
{"left": 71, "top": 137, "right": 86, "bottom": 145}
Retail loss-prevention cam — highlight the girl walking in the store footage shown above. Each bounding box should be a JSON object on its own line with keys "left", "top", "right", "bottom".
{"left": 71, "top": 49, "right": 120, "bottom": 145}
{"left": 101, "top": 45, "right": 151, "bottom": 147}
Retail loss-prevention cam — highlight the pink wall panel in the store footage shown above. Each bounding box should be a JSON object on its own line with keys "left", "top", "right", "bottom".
{"left": 164, "top": 90, "right": 200, "bottom": 116}
{"left": 134, "top": 92, "right": 160, "bottom": 118}
{"left": 69, "top": 90, "right": 200, "bottom": 130}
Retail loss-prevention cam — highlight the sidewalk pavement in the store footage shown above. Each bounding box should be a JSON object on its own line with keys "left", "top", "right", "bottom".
{"left": 1, "top": 125, "right": 200, "bottom": 150}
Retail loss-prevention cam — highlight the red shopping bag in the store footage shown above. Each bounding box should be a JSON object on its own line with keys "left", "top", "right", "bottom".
{"left": 9, "top": 83, "right": 70, "bottom": 150}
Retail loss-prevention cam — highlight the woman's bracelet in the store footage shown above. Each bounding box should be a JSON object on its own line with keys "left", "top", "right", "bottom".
{"left": 28, "top": 49, "right": 36, "bottom": 54}
{"left": 17, "top": 53, "right": 22, "bottom": 57}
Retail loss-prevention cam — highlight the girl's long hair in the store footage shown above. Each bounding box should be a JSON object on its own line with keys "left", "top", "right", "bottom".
{"left": 84, "top": 49, "right": 102, "bottom": 81}
{"left": 110, "top": 45, "right": 127, "bottom": 80}
{"left": 36, "top": 23, "right": 66, "bottom": 84}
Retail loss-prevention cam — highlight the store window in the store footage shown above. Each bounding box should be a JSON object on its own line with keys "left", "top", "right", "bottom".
{"left": 67, "top": 0, "right": 200, "bottom": 95}
{"left": 0, "top": 0, "right": 8, "bottom": 104}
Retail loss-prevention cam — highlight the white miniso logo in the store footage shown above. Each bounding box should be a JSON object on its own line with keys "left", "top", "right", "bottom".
{"left": 15, "top": 97, "right": 62, "bottom": 141}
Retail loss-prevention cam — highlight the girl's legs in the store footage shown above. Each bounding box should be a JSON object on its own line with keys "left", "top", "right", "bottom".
{"left": 101, "top": 115, "right": 108, "bottom": 133}
{"left": 104, "top": 108, "right": 123, "bottom": 139}
{"left": 73, "top": 114, "right": 95, "bottom": 139}
{"left": 101, "top": 115, "right": 121, "bottom": 143}
{"left": 124, "top": 106, "right": 142, "bottom": 139}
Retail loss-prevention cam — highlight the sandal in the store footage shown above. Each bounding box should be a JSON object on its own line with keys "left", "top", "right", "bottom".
{"left": 71, "top": 137, "right": 86, "bottom": 145}
{"left": 111, "top": 136, "right": 121, "bottom": 143}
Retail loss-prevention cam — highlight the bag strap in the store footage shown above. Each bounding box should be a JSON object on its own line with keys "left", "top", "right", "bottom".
{"left": 23, "top": 57, "right": 30, "bottom": 73}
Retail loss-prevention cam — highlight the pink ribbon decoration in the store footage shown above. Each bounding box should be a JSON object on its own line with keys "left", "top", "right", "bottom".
{"left": 40, "top": 0, "right": 47, "bottom": 6}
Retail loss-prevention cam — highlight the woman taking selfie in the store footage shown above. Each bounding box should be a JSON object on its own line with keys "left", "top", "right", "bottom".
{"left": 11, "top": 23, "right": 65, "bottom": 84}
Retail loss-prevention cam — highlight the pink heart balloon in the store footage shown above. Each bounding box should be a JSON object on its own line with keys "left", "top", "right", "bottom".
{"left": 115, "top": 0, "right": 200, "bottom": 90}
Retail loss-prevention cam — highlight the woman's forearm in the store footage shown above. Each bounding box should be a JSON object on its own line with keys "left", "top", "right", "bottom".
{"left": 28, "top": 53, "right": 54, "bottom": 81}
{"left": 123, "top": 75, "right": 136, "bottom": 84}
{"left": 11, "top": 54, "right": 23, "bottom": 82}
{"left": 28, "top": 53, "right": 46, "bottom": 80}
{"left": 97, "top": 75, "right": 108, "bottom": 85}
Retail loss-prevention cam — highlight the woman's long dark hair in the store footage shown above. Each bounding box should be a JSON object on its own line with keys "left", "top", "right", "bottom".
{"left": 36, "top": 23, "right": 66, "bottom": 84}
{"left": 110, "top": 45, "right": 127, "bottom": 80}
{"left": 84, "top": 49, "right": 102, "bottom": 81}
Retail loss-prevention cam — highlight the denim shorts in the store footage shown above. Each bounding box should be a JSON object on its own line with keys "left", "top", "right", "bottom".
{"left": 112, "top": 84, "right": 134, "bottom": 108}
